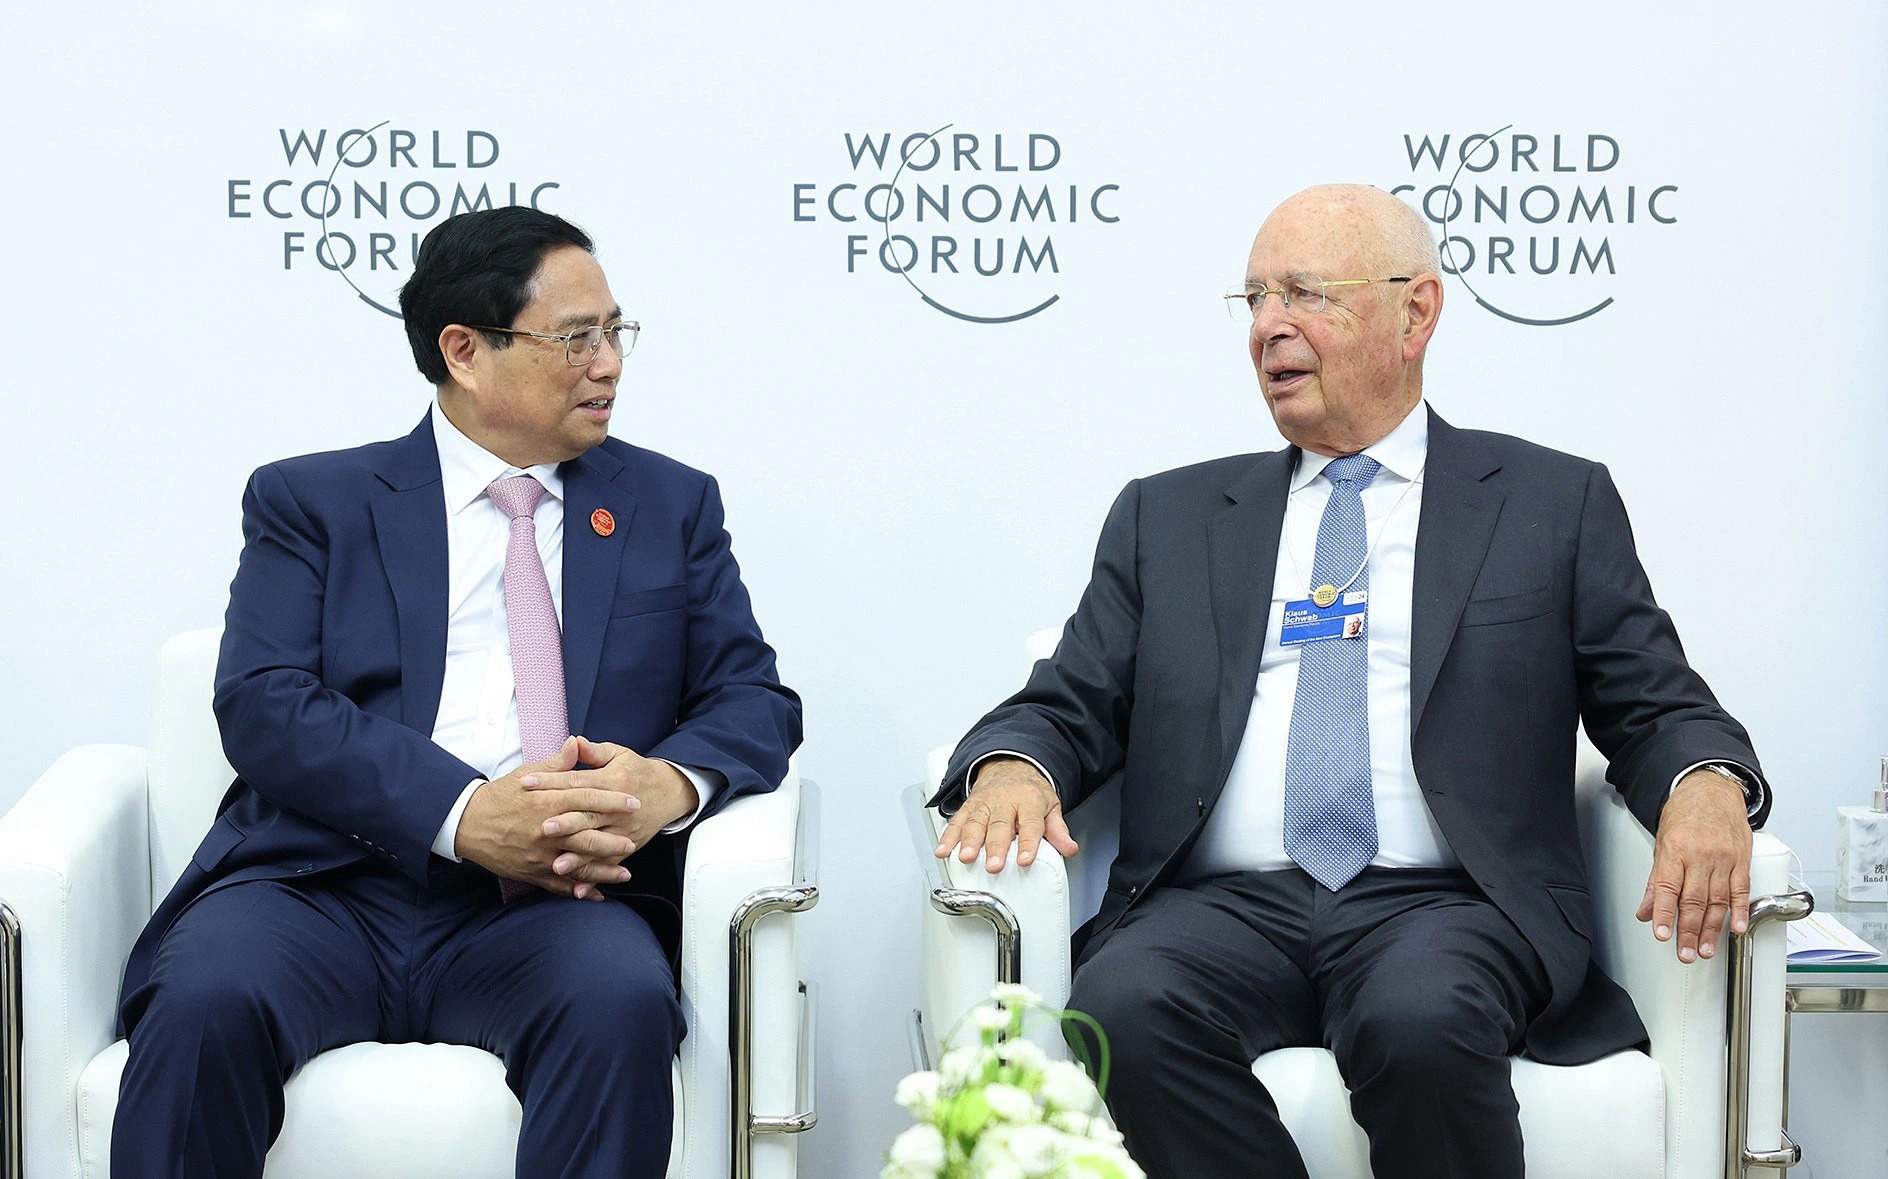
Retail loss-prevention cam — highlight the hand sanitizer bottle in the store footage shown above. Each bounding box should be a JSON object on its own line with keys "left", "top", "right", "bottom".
{"left": 1835, "top": 758, "right": 1888, "bottom": 902}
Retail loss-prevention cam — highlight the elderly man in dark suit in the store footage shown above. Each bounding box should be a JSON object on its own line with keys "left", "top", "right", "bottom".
{"left": 931, "top": 184, "right": 1766, "bottom": 1179}
{"left": 113, "top": 207, "right": 801, "bottom": 1179}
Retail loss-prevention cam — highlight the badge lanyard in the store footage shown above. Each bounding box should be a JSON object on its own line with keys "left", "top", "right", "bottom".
{"left": 1283, "top": 466, "right": 1425, "bottom": 605}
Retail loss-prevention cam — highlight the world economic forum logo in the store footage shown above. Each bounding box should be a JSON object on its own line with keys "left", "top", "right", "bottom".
{"left": 1391, "top": 124, "right": 1678, "bottom": 327}
{"left": 225, "top": 120, "right": 566, "bottom": 318}
{"left": 792, "top": 124, "right": 1124, "bottom": 324}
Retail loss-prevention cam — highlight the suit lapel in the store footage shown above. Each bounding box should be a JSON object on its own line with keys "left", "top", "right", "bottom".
{"left": 370, "top": 418, "right": 451, "bottom": 734}
{"left": 1207, "top": 450, "right": 1295, "bottom": 780}
{"left": 1409, "top": 408, "right": 1504, "bottom": 736}
{"left": 559, "top": 447, "right": 637, "bottom": 736}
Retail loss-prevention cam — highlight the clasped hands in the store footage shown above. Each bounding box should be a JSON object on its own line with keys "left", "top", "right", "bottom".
{"left": 455, "top": 735, "right": 700, "bottom": 900}
{"left": 937, "top": 757, "right": 1755, "bottom": 964}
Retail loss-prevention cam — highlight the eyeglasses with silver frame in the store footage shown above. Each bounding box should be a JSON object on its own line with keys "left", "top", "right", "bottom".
{"left": 1223, "top": 276, "right": 1412, "bottom": 319}
{"left": 470, "top": 320, "right": 641, "bottom": 365}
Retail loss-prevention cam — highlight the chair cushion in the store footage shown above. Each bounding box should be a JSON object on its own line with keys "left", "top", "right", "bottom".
{"left": 78, "top": 1040, "right": 685, "bottom": 1178}
{"left": 1252, "top": 1046, "right": 1662, "bottom": 1179}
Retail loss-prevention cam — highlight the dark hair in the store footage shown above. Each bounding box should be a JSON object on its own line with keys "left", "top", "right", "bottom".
{"left": 399, "top": 206, "right": 594, "bottom": 385}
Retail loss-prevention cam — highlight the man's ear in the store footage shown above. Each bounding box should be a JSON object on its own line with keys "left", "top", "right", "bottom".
{"left": 439, "top": 324, "right": 483, "bottom": 392}
{"left": 1402, "top": 273, "right": 1444, "bottom": 363}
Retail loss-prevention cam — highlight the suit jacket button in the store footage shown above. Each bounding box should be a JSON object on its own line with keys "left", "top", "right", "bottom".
{"left": 1128, "top": 885, "right": 1139, "bottom": 897}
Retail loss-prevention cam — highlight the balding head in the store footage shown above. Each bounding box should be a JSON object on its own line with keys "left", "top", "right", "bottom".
{"left": 1241, "top": 184, "right": 1445, "bottom": 456}
{"left": 1258, "top": 185, "right": 1441, "bottom": 277}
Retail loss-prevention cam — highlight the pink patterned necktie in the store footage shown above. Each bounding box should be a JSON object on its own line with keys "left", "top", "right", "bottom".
{"left": 486, "top": 475, "right": 570, "bottom": 901}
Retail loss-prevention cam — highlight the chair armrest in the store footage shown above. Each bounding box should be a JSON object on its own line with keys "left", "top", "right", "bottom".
{"left": 905, "top": 781, "right": 1076, "bottom": 1066}
{"left": 1579, "top": 775, "right": 1796, "bottom": 1178}
{"left": 678, "top": 772, "right": 816, "bottom": 1179}
{"left": 0, "top": 744, "right": 150, "bottom": 1179}
{"left": 1728, "top": 836, "right": 1800, "bottom": 1172}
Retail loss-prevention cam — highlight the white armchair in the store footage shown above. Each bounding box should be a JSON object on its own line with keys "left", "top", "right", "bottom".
{"left": 0, "top": 628, "right": 819, "bottom": 1179}
{"left": 905, "top": 630, "right": 1808, "bottom": 1179}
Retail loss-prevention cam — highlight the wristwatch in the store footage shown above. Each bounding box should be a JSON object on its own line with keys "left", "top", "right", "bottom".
{"left": 1697, "top": 762, "right": 1760, "bottom": 817}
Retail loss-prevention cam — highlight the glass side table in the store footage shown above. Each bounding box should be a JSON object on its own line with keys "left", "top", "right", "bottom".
{"left": 1783, "top": 870, "right": 1888, "bottom": 1162}
{"left": 1788, "top": 871, "right": 1888, "bottom": 1007}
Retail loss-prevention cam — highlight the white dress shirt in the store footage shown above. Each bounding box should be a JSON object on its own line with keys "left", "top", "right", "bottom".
{"left": 1184, "top": 401, "right": 1454, "bottom": 878}
{"left": 426, "top": 401, "right": 717, "bottom": 862}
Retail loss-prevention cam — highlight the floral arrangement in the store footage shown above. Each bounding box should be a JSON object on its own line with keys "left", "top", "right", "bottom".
{"left": 884, "top": 983, "right": 1144, "bottom": 1179}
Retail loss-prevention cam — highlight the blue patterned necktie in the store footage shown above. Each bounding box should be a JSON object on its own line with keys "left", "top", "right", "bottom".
{"left": 1283, "top": 453, "right": 1382, "bottom": 891}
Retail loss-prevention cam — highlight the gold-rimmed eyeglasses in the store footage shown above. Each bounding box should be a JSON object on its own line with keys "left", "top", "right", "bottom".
{"left": 1223, "top": 276, "right": 1412, "bottom": 319}
{"left": 471, "top": 320, "right": 641, "bottom": 366}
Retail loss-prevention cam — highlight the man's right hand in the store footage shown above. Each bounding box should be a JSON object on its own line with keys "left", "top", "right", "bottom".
{"left": 933, "top": 756, "right": 1078, "bottom": 873}
{"left": 455, "top": 738, "right": 643, "bottom": 900}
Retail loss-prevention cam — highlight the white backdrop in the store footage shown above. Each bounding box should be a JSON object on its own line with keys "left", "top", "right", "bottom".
{"left": 3, "top": 3, "right": 1885, "bottom": 1175}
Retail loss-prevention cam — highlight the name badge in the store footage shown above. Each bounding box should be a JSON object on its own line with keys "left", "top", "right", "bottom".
{"left": 1279, "top": 589, "right": 1367, "bottom": 647}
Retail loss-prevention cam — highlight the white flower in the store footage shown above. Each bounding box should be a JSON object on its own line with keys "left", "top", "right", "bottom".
{"left": 1066, "top": 1141, "right": 1145, "bottom": 1179}
{"left": 994, "top": 1036, "right": 1049, "bottom": 1071}
{"left": 939, "top": 1044, "right": 983, "bottom": 1088}
{"left": 1004, "top": 1124, "right": 1067, "bottom": 1176}
{"left": 1047, "top": 1109, "right": 1125, "bottom": 1145}
{"left": 991, "top": 982, "right": 1042, "bottom": 1006}
{"left": 969, "top": 1130, "right": 1027, "bottom": 1179}
{"left": 983, "top": 1082, "right": 1040, "bottom": 1123}
{"left": 890, "top": 983, "right": 1146, "bottom": 1179}
{"left": 1086, "top": 1119, "right": 1126, "bottom": 1148}
{"left": 894, "top": 1070, "right": 941, "bottom": 1116}
{"left": 1038, "top": 1059, "right": 1101, "bottom": 1111}
{"left": 888, "top": 1123, "right": 948, "bottom": 1175}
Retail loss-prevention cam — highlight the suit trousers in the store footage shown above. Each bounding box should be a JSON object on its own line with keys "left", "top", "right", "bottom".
{"left": 113, "top": 858, "right": 682, "bottom": 1179}
{"left": 1067, "top": 867, "right": 1551, "bottom": 1179}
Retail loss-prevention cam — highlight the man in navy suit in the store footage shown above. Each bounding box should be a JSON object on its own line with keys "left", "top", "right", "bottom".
{"left": 932, "top": 185, "right": 1767, "bottom": 1178}
{"left": 113, "top": 207, "right": 802, "bottom": 1178}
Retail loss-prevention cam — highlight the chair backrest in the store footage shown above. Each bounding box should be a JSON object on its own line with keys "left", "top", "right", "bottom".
{"left": 144, "top": 628, "right": 236, "bottom": 911}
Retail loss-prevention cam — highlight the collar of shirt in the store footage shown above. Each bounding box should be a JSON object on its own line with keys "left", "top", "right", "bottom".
{"left": 1289, "top": 398, "right": 1430, "bottom": 493}
{"left": 430, "top": 400, "right": 565, "bottom": 516}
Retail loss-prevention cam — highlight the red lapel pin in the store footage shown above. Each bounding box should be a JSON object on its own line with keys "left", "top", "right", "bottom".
{"left": 590, "top": 508, "right": 615, "bottom": 537}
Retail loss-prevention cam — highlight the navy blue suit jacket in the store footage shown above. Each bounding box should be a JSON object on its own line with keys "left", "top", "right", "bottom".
{"left": 121, "top": 417, "right": 802, "bottom": 1026}
{"left": 936, "top": 407, "right": 1765, "bottom": 1065}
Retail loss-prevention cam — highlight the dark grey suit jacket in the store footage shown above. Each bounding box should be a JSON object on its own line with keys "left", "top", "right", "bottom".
{"left": 934, "top": 406, "right": 1766, "bottom": 1065}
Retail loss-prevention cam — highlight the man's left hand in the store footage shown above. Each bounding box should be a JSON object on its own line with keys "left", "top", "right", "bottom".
{"left": 1636, "top": 769, "right": 1753, "bottom": 963}
{"left": 521, "top": 736, "right": 701, "bottom": 880}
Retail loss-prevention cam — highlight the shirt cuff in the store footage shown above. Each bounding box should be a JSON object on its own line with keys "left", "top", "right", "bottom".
{"left": 657, "top": 761, "right": 723, "bottom": 833}
{"left": 1670, "top": 760, "right": 1767, "bottom": 821}
{"left": 432, "top": 777, "right": 486, "bottom": 862}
